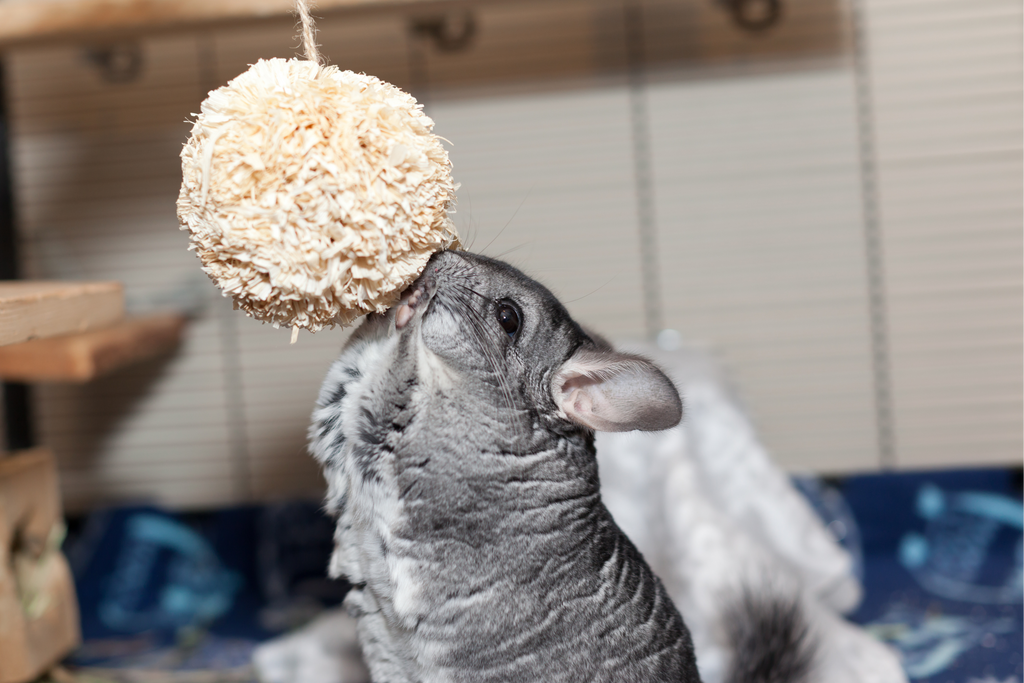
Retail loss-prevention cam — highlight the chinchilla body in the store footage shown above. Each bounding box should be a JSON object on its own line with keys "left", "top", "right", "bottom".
{"left": 310, "top": 250, "right": 700, "bottom": 682}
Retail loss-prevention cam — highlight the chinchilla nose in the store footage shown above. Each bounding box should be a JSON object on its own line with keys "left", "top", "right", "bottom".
{"left": 419, "top": 249, "right": 471, "bottom": 291}
{"left": 395, "top": 255, "right": 446, "bottom": 329}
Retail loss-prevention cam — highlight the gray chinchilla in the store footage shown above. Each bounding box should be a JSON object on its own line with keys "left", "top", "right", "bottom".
{"left": 309, "top": 250, "right": 811, "bottom": 683}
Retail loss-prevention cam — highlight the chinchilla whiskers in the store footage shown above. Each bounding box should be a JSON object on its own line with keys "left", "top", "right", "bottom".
{"left": 453, "top": 283, "right": 494, "bottom": 304}
{"left": 443, "top": 290, "right": 524, "bottom": 454}
{"left": 444, "top": 291, "right": 515, "bottom": 399}
{"left": 437, "top": 292, "right": 512, "bottom": 412}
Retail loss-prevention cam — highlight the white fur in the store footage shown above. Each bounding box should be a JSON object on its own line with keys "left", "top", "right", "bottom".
{"left": 253, "top": 609, "right": 370, "bottom": 683}
{"left": 313, "top": 323, "right": 463, "bottom": 682}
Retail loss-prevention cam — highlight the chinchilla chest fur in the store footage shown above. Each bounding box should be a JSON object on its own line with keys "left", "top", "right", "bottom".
{"left": 310, "top": 251, "right": 700, "bottom": 683}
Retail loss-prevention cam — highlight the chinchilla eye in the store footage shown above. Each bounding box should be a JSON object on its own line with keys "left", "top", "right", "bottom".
{"left": 496, "top": 303, "right": 520, "bottom": 337}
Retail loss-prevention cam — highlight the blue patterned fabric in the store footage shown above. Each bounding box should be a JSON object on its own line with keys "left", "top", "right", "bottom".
{"left": 64, "top": 468, "right": 1022, "bottom": 681}
{"left": 66, "top": 502, "right": 347, "bottom": 669}
{"left": 842, "top": 468, "right": 1022, "bottom": 682}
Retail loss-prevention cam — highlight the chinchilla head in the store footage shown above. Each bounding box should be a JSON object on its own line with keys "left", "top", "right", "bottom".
{"left": 391, "top": 250, "right": 682, "bottom": 438}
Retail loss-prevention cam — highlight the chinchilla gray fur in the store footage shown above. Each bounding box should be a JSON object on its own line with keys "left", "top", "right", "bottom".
{"left": 309, "top": 250, "right": 806, "bottom": 682}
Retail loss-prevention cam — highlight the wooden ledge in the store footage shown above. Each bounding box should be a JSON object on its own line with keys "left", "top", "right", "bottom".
{"left": 0, "top": 448, "right": 81, "bottom": 683}
{"left": 0, "top": 313, "right": 186, "bottom": 382}
{"left": 0, "top": 0, "right": 447, "bottom": 48}
{"left": 0, "top": 281, "right": 124, "bottom": 347}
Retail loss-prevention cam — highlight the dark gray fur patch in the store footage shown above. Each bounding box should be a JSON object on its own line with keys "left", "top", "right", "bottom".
{"left": 327, "top": 382, "right": 347, "bottom": 406}
{"left": 723, "top": 590, "right": 818, "bottom": 683}
{"left": 351, "top": 441, "right": 381, "bottom": 483}
{"left": 358, "top": 406, "right": 386, "bottom": 447}
{"left": 319, "top": 410, "right": 341, "bottom": 438}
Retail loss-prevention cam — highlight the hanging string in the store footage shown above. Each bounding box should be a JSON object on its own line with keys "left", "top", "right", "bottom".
{"left": 295, "top": 0, "right": 322, "bottom": 64}
{"left": 293, "top": 0, "right": 318, "bottom": 346}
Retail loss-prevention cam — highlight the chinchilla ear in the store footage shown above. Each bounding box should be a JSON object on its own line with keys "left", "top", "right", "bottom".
{"left": 552, "top": 348, "right": 682, "bottom": 432}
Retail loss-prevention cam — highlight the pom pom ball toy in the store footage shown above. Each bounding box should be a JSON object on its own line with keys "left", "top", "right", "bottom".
{"left": 177, "top": 2, "right": 459, "bottom": 339}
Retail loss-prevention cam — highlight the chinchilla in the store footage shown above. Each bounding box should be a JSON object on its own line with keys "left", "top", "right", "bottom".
{"left": 309, "top": 250, "right": 813, "bottom": 683}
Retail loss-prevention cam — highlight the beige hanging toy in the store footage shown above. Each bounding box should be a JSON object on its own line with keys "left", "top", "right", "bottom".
{"left": 177, "top": 1, "right": 459, "bottom": 340}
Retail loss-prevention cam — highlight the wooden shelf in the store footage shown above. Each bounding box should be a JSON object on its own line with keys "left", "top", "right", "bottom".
{"left": 0, "top": 281, "right": 124, "bottom": 347}
{"left": 0, "top": 447, "right": 80, "bottom": 683}
{"left": 0, "top": 0, "right": 451, "bottom": 47}
{"left": 0, "top": 313, "right": 186, "bottom": 382}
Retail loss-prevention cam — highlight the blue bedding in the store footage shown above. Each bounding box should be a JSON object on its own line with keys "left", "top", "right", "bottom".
{"left": 64, "top": 467, "right": 1022, "bottom": 681}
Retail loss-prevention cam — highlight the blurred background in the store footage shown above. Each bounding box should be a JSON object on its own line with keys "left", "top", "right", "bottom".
{"left": 0, "top": 1, "right": 1021, "bottom": 681}
{"left": 0, "top": 0, "right": 1019, "bottom": 512}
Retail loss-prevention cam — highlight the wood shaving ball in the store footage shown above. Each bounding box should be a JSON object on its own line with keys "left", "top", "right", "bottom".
{"left": 177, "top": 58, "right": 459, "bottom": 332}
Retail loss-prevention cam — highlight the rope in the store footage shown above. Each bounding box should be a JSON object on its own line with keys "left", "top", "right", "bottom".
{"left": 295, "top": 0, "right": 321, "bottom": 64}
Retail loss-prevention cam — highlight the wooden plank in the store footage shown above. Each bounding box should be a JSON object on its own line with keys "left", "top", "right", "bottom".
{"left": 0, "top": 313, "right": 185, "bottom": 382}
{"left": 0, "top": 0, "right": 455, "bottom": 47}
{"left": 0, "top": 281, "right": 124, "bottom": 347}
{"left": 0, "top": 448, "right": 80, "bottom": 683}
